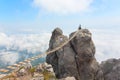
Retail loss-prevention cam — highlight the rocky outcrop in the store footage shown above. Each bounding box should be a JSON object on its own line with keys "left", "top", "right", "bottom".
{"left": 36, "top": 63, "right": 54, "bottom": 73}
{"left": 70, "top": 29, "right": 104, "bottom": 80}
{"left": 16, "top": 62, "right": 55, "bottom": 80}
{"left": 46, "top": 28, "right": 79, "bottom": 79}
{"left": 16, "top": 62, "right": 32, "bottom": 77}
{"left": 46, "top": 28, "right": 104, "bottom": 80}
{"left": 101, "top": 58, "right": 120, "bottom": 80}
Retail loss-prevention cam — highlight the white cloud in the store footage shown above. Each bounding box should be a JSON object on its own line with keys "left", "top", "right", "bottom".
{"left": 0, "top": 32, "right": 51, "bottom": 66}
{"left": 0, "top": 52, "right": 19, "bottom": 65}
{"left": 0, "top": 33, "right": 13, "bottom": 49}
{"left": 33, "top": 0, "right": 94, "bottom": 14}
{"left": 91, "top": 29, "right": 120, "bottom": 63}
{"left": 0, "top": 32, "right": 51, "bottom": 53}
{"left": 0, "top": 29, "right": 120, "bottom": 65}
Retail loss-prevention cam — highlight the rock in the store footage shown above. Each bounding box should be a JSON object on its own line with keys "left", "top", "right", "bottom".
{"left": 36, "top": 63, "right": 54, "bottom": 73}
{"left": 70, "top": 29, "right": 104, "bottom": 80}
{"left": 43, "top": 63, "right": 54, "bottom": 72}
{"left": 23, "top": 62, "right": 32, "bottom": 70}
{"left": 70, "top": 29, "right": 95, "bottom": 62}
{"left": 31, "top": 73, "right": 44, "bottom": 80}
{"left": 36, "top": 64, "right": 44, "bottom": 73}
{"left": 46, "top": 28, "right": 79, "bottom": 79}
{"left": 46, "top": 28, "right": 104, "bottom": 80}
{"left": 58, "top": 77, "right": 76, "bottom": 80}
{"left": 17, "top": 68, "right": 27, "bottom": 77}
{"left": 16, "top": 62, "right": 32, "bottom": 77}
{"left": 101, "top": 58, "right": 120, "bottom": 80}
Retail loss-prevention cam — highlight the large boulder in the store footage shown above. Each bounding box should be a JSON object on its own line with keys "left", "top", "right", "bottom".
{"left": 58, "top": 77, "right": 76, "bottom": 80}
{"left": 70, "top": 29, "right": 95, "bottom": 62}
{"left": 46, "top": 28, "right": 103, "bottom": 80}
{"left": 70, "top": 29, "right": 104, "bottom": 80}
{"left": 46, "top": 28, "right": 79, "bottom": 79}
{"left": 101, "top": 58, "right": 120, "bottom": 80}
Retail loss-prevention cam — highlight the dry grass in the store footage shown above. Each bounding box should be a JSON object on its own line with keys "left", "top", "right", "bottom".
{"left": 42, "top": 70, "right": 57, "bottom": 80}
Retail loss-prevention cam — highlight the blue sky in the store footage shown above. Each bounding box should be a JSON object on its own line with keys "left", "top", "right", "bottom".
{"left": 0, "top": 0, "right": 120, "bottom": 34}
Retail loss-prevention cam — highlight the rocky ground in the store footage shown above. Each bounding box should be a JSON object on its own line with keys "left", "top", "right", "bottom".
{"left": 0, "top": 62, "right": 56, "bottom": 80}
{"left": 0, "top": 62, "right": 75, "bottom": 80}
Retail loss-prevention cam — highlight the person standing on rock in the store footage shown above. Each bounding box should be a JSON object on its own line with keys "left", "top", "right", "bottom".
{"left": 78, "top": 24, "right": 81, "bottom": 30}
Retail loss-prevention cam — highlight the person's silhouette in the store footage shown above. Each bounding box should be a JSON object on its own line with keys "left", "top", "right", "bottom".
{"left": 78, "top": 24, "right": 81, "bottom": 30}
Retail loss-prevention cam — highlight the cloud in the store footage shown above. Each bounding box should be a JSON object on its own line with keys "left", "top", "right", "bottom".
{"left": 0, "top": 29, "right": 120, "bottom": 65}
{"left": 0, "top": 32, "right": 12, "bottom": 49}
{"left": 0, "top": 32, "right": 51, "bottom": 66}
{"left": 0, "top": 52, "right": 19, "bottom": 65}
{"left": 91, "top": 29, "right": 120, "bottom": 63}
{"left": 0, "top": 32, "right": 51, "bottom": 53}
{"left": 33, "top": 0, "right": 94, "bottom": 14}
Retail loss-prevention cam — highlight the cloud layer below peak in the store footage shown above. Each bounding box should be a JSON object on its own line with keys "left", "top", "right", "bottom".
{"left": 0, "top": 29, "right": 120, "bottom": 66}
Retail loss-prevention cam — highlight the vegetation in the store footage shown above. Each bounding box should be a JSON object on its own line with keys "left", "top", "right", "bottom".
{"left": 27, "top": 67, "right": 36, "bottom": 77}
{"left": 42, "top": 69, "right": 57, "bottom": 80}
{"left": 0, "top": 65, "right": 57, "bottom": 80}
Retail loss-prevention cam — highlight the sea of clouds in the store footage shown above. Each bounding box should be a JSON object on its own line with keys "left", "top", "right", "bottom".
{"left": 91, "top": 29, "right": 120, "bottom": 62}
{"left": 0, "top": 32, "right": 51, "bottom": 67}
{"left": 0, "top": 29, "right": 120, "bottom": 67}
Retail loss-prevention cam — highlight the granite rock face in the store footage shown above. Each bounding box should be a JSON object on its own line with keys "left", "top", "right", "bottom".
{"left": 46, "top": 27, "right": 120, "bottom": 80}
{"left": 46, "top": 28, "right": 79, "bottom": 79}
{"left": 101, "top": 58, "right": 120, "bottom": 80}
{"left": 70, "top": 29, "right": 104, "bottom": 80}
{"left": 46, "top": 28, "right": 103, "bottom": 80}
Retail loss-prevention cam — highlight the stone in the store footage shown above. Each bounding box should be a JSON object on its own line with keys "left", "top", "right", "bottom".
{"left": 58, "top": 77, "right": 76, "bottom": 80}
{"left": 24, "top": 62, "right": 32, "bottom": 70}
{"left": 31, "top": 73, "right": 44, "bottom": 80}
{"left": 46, "top": 28, "right": 104, "bottom": 80}
{"left": 36, "top": 63, "right": 54, "bottom": 73}
{"left": 46, "top": 28, "right": 79, "bottom": 79}
{"left": 17, "top": 68, "right": 27, "bottom": 77}
{"left": 70, "top": 29, "right": 104, "bottom": 80}
{"left": 36, "top": 64, "right": 44, "bottom": 73}
{"left": 101, "top": 58, "right": 120, "bottom": 80}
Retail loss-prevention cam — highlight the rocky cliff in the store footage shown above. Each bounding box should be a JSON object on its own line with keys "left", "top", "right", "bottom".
{"left": 46, "top": 28, "right": 120, "bottom": 80}
{"left": 46, "top": 28, "right": 103, "bottom": 80}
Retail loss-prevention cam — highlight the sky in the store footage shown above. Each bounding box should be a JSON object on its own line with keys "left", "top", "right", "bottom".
{"left": 0, "top": 0, "right": 120, "bottom": 34}
{"left": 0, "top": 0, "right": 120, "bottom": 63}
